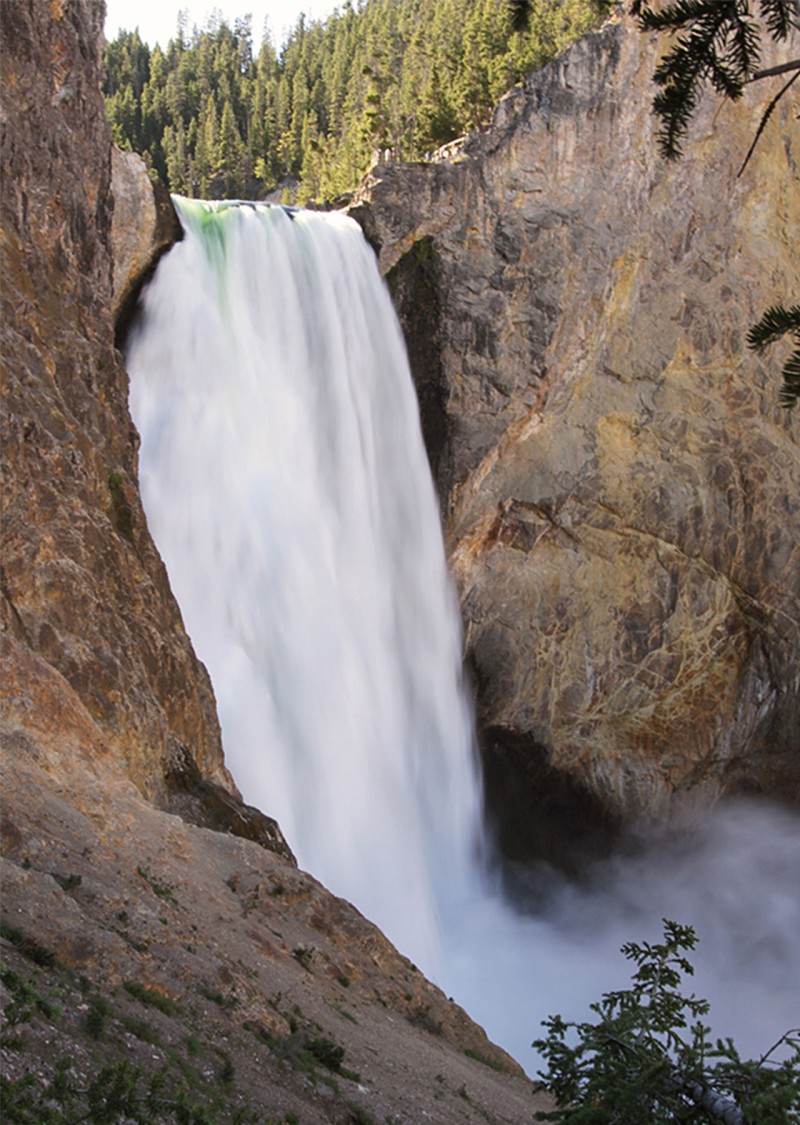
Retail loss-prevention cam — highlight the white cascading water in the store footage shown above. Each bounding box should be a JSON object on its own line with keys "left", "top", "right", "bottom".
{"left": 126, "top": 199, "right": 800, "bottom": 1073}
{"left": 128, "top": 199, "right": 484, "bottom": 969}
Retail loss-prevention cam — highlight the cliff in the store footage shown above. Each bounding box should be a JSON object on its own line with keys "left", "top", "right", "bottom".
{"left": 0, "top": 2, "right": 543, "bottom": 1119}
{"left": 350, "top": 10, "right": 800, "bottom": 858}
{"left": 0, "top": 0, "right": 228, "bottom": 809}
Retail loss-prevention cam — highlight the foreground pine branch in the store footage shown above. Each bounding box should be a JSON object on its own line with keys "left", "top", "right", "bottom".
{"left": 635, "top": 0, "right": 798, "bottom": 162}
{"left": 748, "top": 305, "right": 800, "bottom": 407}
{"left": 635, "top": 1, "right": 799, "bottom": 407}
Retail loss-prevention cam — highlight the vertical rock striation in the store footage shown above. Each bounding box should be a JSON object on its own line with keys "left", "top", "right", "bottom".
{"left": 351, "top": 13, "right": 800, "bottom": 841}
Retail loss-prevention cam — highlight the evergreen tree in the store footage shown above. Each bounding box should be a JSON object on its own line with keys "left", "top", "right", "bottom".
{"left": 103, "top": 0, "right": 612, "bottom": 204}
{"left": 218, "top": 99, "right": 244, "bottom": 195}
{"left": 534, "top": 920, "right": 800, "bottom": 1123}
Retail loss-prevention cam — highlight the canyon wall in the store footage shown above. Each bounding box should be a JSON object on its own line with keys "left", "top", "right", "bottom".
{"left": 0, "top": 0, "right": 231, "bottom": 808}
{"left": 351, "top": 12, "right": 800, "bottom": 851}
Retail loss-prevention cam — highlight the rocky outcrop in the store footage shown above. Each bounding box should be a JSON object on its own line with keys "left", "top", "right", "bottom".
{"left": 0, "top": 1, "right": 277, "bottom": 820}
{"left": 110, "top": 146, "right": 182, "bottom": 338}
{"left": 351, "top": 12, "right": 800, "bottom": 840}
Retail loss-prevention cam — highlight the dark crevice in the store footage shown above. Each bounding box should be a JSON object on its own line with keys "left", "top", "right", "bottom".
{"left": 386, "top": 236, "right": 450, "bottom": 505}
{"left": 479, "top": 724, "right": 623, "bottom": 889}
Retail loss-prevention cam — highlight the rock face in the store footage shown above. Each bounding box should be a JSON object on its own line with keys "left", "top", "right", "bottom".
{"left": 0, "top": 0, "right": 230, "bottom": 810}
{"left": 351, "top": 13, "right": 800, "bottom": 844}
{"left": 110, "top": 146, "right": 182, "bottom": 336}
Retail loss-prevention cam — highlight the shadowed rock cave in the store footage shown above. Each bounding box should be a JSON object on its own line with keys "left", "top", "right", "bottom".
{"left": 479, "top": 724, "right": 624, "bottom": 896}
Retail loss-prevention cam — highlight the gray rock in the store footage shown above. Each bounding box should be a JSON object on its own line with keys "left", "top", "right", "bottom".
{"left": 110, "top": 147, "right": 182, "bottom": 331}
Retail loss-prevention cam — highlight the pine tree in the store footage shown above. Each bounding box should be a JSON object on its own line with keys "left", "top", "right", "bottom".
{"left": 217, "top": 99, "right": 244, "bottom": 196}
{"left": 103, "top": 0, "right": 612, "bottom": 204}
{"left": 534, "top": 920, "right": 800, "bottom": 1123}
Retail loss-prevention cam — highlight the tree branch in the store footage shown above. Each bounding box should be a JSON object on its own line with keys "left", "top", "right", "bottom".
{"left": 747, "top": 58, "right": 800, "bottom": 81}
{"left": 738, "top": 65, "right": 800, "bottom": 175}
{"left": 757, "top": 1028, "right": 800, "bottom": 1068}
{"left": 600, "top": 1031, "right": 745, "bottom": 1124}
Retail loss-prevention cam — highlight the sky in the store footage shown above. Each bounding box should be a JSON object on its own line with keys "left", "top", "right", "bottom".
{"left": 104, "top": 0, "right": 338, "bottom": 50}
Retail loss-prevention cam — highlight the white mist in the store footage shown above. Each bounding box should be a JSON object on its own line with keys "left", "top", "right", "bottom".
{"left": 126, "top": 200, "right": 800, "bottom": 1074}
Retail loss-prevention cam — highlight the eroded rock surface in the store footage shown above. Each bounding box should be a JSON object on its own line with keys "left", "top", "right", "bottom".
{"left": 351, "top": 13, "right": 800, "bottom": 833}
{"left": 1, "top": 633, "right": 539, "bottom": 1122}
{"left": 0, "top": 0, "right": 230, "bottom": 809}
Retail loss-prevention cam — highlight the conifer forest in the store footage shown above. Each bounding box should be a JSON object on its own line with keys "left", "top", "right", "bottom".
{"left": 104, "top": 0, "right": 611, "bottom": 204}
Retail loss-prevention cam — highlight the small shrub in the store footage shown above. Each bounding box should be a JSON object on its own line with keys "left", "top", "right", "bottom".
{"left": 120, "top": 1014, "right": 162, "bottom": 1045}
{"left": 306, "top": 1036, "right": 345, "bottom": 1071}
{"left": 464, "top": 1047, "right": 507, "bottom": 1074}
{"left": 346, "top": 1106, "right": 375, "bottom": 1125}
{"left": 1, "top": 964, "right": 60, "bottom": 1026}
{"left": 136, "top": 864, "right": 178, "bottom": 905}
{"left": 124, "top": 980, "right": 180, "bottom": 1016}
{"left": 0, "top": 923, "right": 58, "bottom": 968}
{"left": 52, "top": 873, "right": 82, "bottom": 892}
{"left": 328, "top": 1000, "right": 358, "bottom": 1025}
{"left": 292, "top": 946, "right": 314, "bottom": 969}
{"left": 85, "top": 992, "right": 111, "bottom": 1040}
{"left": 407, "top": 1004, "right": 442, "bottom": 1036}
{"left": 199, "top": 985, "right": 238, "bottom": 1010}
{"left": 245, "top": 1020, "right": 277, "bottom": 1049}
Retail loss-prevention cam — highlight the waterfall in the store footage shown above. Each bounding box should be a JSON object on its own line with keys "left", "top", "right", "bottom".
{"left": 126, "top": 198, "right": 800, "bottom": 1074}
{"left": 127, "top": 199, "right": 484, "bottom": 969}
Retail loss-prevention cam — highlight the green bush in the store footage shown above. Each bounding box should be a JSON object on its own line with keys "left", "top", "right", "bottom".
{"left": 533, "top": 919, "right": 800, "bottom": 1123}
